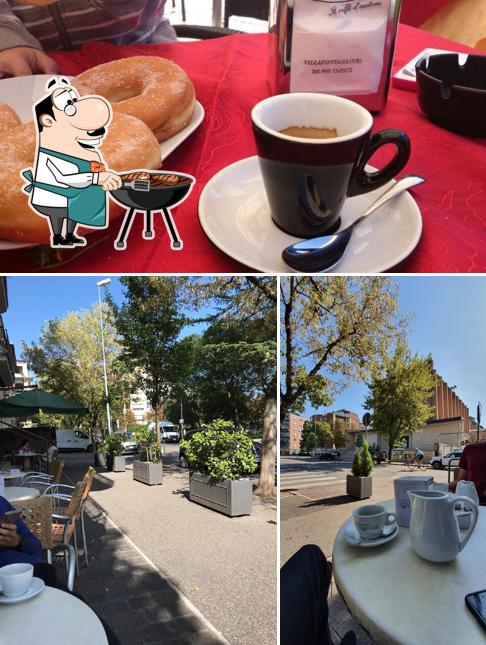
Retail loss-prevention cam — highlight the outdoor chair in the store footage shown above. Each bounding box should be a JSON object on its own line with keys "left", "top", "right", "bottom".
{"left": 223, "top": 0, "right": 269, "bottom": 27}
{"left": 44, "top": 466, "right": 96, "bottom": 567}
{"left": 12, "top": 495, "right": 75, "bottom": 591}
{"left": 21, "top": 459, "right": 64, "bottom": 492}
{"left": 44, "top": 480, "right": 86, "bottom": 576}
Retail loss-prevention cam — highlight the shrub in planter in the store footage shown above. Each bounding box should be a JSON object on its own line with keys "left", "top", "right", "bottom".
{"left": 181, "top": 429, "right": 256, "bottom": 516}
{"left": 102, "top": 433, "right": 126, "bottom": 472}
{"left": 347, "top": 440, "right": 373, "bottom": 499}
{"left": 132, "top": 428, "right": 162, "bottom": 485}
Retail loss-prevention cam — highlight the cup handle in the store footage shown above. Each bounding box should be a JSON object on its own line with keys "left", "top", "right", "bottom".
{"left": 452, "top": 496, "right": 478, "bottom": 552}
{"left": 347, "top": 129, "right": 411, "bottom": 197}
{"left": 385, "top": 512, "right": 397, "bottom": 525}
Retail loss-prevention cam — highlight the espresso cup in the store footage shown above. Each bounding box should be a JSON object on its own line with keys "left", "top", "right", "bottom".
{"left": 352, "top": 504, "right": 397, "bottom": 541}
{"left": 251, "top": 93, "right": 410, "bottom": 238}
{"left": 0, "top": 563, "right": 33, "bottom": 598}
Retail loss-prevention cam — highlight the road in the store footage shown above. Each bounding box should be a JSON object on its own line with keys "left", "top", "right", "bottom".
{"left": 280, "top": 453, "right": 449, "bottom": 566}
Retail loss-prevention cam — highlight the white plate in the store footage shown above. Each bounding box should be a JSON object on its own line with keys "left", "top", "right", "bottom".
{"left": 198, "top": 156, "right": 423, "bottom": 273}
{"left": 0, "top": 577, "right": 44, "bottom": 604}
{"left": 0, "top": 74, "right": 204, "bottom": 250}
{"left": 344, "top": 521, "right": 399, "bottom": 547}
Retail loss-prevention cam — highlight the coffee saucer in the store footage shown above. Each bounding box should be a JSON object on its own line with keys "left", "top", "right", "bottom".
{"left": 198, "top": 156, "right": 423, "bottom": 273}
{"left": 344, "top": 521, "right": 399, "bottom": 547}
{"left": 0, "top": 577, "right": 44, "bottom": 604}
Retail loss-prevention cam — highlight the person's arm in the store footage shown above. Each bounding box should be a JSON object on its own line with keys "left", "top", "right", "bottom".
{"left": 448, "top": 468, "right": 467, "bottom": 492}
{"left": 0, "top": 2, "right": 57, "bottom": 77}
{"left": 47, "top": 158, "right": 122, "bottom": 191}
{"left": 0, "top": 499, "right": 42, "bottom": 559}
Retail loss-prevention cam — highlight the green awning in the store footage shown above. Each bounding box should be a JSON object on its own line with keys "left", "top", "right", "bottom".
{"left": 0, "top": 389, "right": 87, "bottom": 417}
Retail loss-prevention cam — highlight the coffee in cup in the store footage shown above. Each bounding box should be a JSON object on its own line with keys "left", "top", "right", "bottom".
{"left": 251, "top": 93, "right": 410, "bottom": 238}
{"left": 0, "top": 563, "right": 33, "bottom": 598}
{"left": 352, "top": 504, "right": 397, "bottom": 541}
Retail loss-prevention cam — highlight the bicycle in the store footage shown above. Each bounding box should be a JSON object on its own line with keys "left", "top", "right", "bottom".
{"left": 405, "top": 455, "right": 430, "bottom": 471}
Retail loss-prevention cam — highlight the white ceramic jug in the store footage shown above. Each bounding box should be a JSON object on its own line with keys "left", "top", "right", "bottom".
{"left": 455, "top": 480, "right": 480, "bottom": 509}
{"left": 408, "top": 490, "right": 478, "bottom": 563}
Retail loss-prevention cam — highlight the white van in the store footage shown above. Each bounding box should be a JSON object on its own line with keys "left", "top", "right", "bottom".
{"left": 148, "top": 421, "right": 180, "bottom": 443}
{"left": 56, "top": 429, "right": 92, "bottom": 452}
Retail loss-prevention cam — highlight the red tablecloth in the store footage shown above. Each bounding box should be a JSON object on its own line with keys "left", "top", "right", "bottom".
{"left": 3, "top": 24, "right": 486, "bottom": 273}
{"left": 400, "top": 0, "right": 454, "bottom": 28}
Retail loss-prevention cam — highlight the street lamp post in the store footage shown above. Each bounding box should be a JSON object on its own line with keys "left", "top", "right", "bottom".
{"left": 96, "top": 279, "right": 112, "bottom": 435}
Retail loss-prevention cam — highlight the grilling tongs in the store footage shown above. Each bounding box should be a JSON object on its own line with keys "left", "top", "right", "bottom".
{"left": 122, "top": 179, "right": 151, "bottom": 191}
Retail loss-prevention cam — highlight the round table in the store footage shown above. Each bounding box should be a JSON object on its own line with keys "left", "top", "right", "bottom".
{"left": 1, "top": 487, "right": 40, "bottom": 503}
{"left": 333, "top": 500, "right": 486, "bottom": 645}
{"left": 0, "top": 585, "right": 108, "bottom": 644}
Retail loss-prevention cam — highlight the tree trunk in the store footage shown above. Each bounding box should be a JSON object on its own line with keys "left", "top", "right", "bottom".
{"left": 154, "top": 405, "right": 161, "bottom": 460}
{"left": 254, "top": 394, "right": 277, "bottom": 497}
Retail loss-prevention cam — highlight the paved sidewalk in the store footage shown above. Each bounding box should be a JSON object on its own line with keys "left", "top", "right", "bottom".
{"left": 69, "top": 497, "right": 228, "bottom": 645}
{"left": 63, "top": 452, "right": 276, "bottom": 645}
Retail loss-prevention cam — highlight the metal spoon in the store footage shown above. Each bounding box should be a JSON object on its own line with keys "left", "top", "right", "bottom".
{"left": 282, "top": 174, "right": 426, "bottom": 273}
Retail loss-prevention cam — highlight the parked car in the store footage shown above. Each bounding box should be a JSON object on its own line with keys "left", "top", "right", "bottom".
{"left": 116, "top": 431, "right": 138, "bottom": 455}
{"left": 56, "top": 428, "right": 92, "bottom": 452}
{"left": 429, "top": 450, "right": 463, "bottom": 470}
{"left": 148, "top": 421, "right": 180, "bottom": 443}
{"left": 319, "top": 449, "right": 341, "bottom": 461}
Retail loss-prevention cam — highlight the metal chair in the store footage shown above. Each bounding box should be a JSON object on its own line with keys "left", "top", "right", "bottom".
{"left": 12, "top": 496, "right": 75, "bottom": 591}
{"left": 44, "top": 466, "right": 96, "bottom": 567}
{"left": 172, "top": 0, "right": 186, "bottom": 23}
{"left": 21, "top": 459, "right": 64, "bottom": 492}
{"left": 44, "top": 480, "right": 86, "bottom": 576}
{"left": 223, "top": 0, "right": 269, "bottom": 27}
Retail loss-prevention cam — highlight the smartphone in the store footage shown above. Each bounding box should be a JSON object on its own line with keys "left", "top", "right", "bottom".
{"left": 0, "top": 509, "right": 22, "bottom": 525}
{"left": 466, "top": 590, "right": 486, "bottom": 632}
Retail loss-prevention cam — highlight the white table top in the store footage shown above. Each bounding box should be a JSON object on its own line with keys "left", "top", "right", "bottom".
{"left": 333, "top": 500, "right": 486, "bottom": 645}
{"left": 1, "top": 487, "right": 40, "bottom": 503}
{"left": 0, "top": 472, "right": 23, "bottom": 480}
{"left": 14, "top": 452, "right": 39, "bottom": 457}
{"left": 0, "top": 585, "right": 108, "bottom": 645}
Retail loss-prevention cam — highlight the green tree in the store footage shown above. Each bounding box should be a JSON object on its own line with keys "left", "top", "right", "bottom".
{"left": 355, "top": 433, "right": 364, "bottom": 448}
{"left": 303, "top": 431, "right": 317, "bottom": 453}
{"left": 333, "top": 419, "right": 347, "bottom": 448}
{"left": 109, "top": 277, "right": 186, "bottom": 449}
{"left": 360, "top": 440, "right": 374, "bottom": 476}
{"left": 22, "top": 303, "right": 127, "bottom": 448}
{"left": 365, "top": 342, "right": 435, "bottom": 461}
{"left": 315, "top": 421, "right": 333, "bottom": 448}
{"left": 280, "top": 277, "right": 406, "bottom": 423}
{"left": 180, "top": 277, "right": 277, "bottom": 498}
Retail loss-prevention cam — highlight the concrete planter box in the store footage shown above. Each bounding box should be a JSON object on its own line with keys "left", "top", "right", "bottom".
{"left": 346, "top": 474, "right": 372, "bottom": 500}
{"left": 112, "top": 456, "right": 126, "bottom": 472}
{"left": 133, "top": 460, "right": 163, "bottom": 485}
{"left": 189, "top": 472, "right": 252, "bottom": 517}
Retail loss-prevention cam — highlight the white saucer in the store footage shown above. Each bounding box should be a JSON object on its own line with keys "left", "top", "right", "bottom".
{"left": 198, "top": 156, "right": 423, "bottom": 273}
{"left": 344, "top": 521, "right": 399, "bottom": 547}
{"left": 0, "top": 75, "right": 204, "bottom": 250}
{"left": 0, "top": 577, "right": 44, "bottom": 604}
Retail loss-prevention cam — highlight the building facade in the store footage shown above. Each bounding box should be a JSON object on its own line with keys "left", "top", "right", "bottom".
{"left": 280, "top": 413, "right": 307, "bottom": 454}
{"left": 311, "top": 409, "right": 364, "bottom": 449}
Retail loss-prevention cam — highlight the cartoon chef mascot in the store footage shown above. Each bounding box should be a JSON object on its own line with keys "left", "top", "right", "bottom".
{"left": 22, "top": 77, "right": 122, "bottom": 247}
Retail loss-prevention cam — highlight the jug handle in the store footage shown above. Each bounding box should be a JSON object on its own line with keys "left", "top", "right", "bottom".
{"left": 451, "top": 496, "right": 479, "bottom": 551}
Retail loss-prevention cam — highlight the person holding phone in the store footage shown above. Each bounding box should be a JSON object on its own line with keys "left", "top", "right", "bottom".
{"left": 0, "top": 495, "right": 121, "bottom": 644}
{"left": 448, "top": 442, "right": 486, "bottom": 504}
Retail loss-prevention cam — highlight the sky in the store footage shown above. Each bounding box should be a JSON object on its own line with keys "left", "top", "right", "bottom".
{"left": 303, "top": 276, "right": 486, "bottom": 423}
{"left": 2, "top": 276, "right": 210, "bottom": 356}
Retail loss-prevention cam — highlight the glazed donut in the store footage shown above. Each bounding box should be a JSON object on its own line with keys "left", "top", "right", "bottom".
{"left": 0, "top": 111, "right": 160, "bottom": 244}
{"left": 74, "top": 56, "right": 196, "bottom": 142}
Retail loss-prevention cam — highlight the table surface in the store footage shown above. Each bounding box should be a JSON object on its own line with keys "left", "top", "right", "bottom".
{"left": 1, "top": 24, "right": 485, "bottom": 273}
{"left": 2, "top": 487, "right": 40, "bottom": 503}
{"left": 333, "top": 500, "right": 486, "bottom": 645}
{"left": 0, "top": 585, "right": 108, "bottom": 645}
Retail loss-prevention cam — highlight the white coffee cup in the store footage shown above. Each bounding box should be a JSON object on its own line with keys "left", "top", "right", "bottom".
{"left": 0, "top": 563, "right": 33, "bottom": 598}
{"left": 352, "top": 504, "right": 396, "bottom": 541}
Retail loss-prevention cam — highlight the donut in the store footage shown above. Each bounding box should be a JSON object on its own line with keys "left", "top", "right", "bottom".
{"left": 0, "top": 111, "right": 161, "bottom": 244}
{"left": 74, "top": 56, "right": 196, "bottom": 142}
{"left": 0, "top": 103, "right": 21, "bottom": 133}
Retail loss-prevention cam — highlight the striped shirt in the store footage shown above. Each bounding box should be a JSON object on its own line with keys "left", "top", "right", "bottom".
{"left": 0, "top": 1, "right": 176, "bottom": 52}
